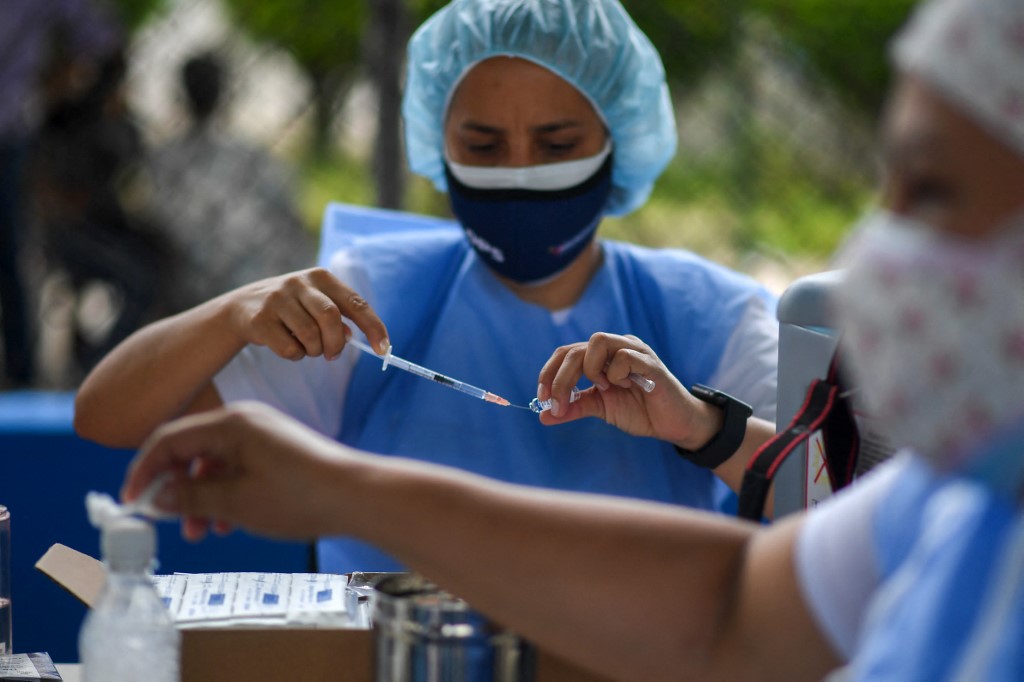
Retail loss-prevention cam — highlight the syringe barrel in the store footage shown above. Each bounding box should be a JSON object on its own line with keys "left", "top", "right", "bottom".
{"left": 347, "top": 336, "right": 498, "bottom": 404}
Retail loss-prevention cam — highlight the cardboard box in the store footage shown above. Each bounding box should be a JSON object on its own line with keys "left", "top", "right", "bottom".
{"left": 36, "top": 544, "right": 607, "bottom": 682}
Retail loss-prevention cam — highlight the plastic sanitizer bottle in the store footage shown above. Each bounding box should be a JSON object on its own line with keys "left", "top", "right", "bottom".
{"left": 79, "top": 515, "right": 180, "bottom": 682}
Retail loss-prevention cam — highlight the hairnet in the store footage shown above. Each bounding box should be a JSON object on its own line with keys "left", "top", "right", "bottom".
{"left": 402, "top": 0, "right": 677, "bottom": 217}
{"left": 894, "top": 0, "right": 1024, "bottom": 159}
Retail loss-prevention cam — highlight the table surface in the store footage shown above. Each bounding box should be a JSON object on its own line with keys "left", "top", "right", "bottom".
{"left": 55, "top": 664, "right": 80, "bottom": 682}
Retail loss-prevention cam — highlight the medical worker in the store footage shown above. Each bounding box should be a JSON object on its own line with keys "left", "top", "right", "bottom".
{"left": 122, "top": 0, "right": 1024, "bottom": 678}
{"left": 77, "top": 0, "right": 779, "bottom": 572}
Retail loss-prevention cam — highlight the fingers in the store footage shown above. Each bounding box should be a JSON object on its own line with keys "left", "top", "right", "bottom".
{"left": 163, "top": 512, "right": 229, "bottom": 543}
{"left": 538, "top": 387, "right": 604, "bottom": 425}
{"left": 538, "top": 334, "right": 658, "bottom": 416}
{"left": 125, "top": 403, "right": 343, "bottom": 542}
{"left": 175, "top": 515, "right": 231, "bottom": 543}
{"left": 248, "top": 304, "right": 306, "bottom": 360}
{"left": 313, "top": 270, "right": 389, "bottom": 354}
{"left": 126, "top": 411, "right": 256, "bottom": 535}
{"left": 243, "top": 269, "right": 388, "bottom": 361}
{"left": 605, "top": 348, "right": 655, "bottom": 390}
{"left": 123, "top": 407, "right": 262, "bottom": 533}
{"left": 182, "top": 515, "right": 211, "bottom": 542}
{"left": 123, "top": 410, "right": 234, "bottom": 502}
{"left": 549, "top": 346, "right": 592, "bottom": 417}
{"left": 160, "top": 475, "right": 243, "bottom": 528}
{"left": 584, "top": 334, "right": 654, "bottom": 388}
{"left": 536, "top": 345, "right": 572, "bottom": 402}
{"left": 296, "top": 287, "right": 349, "bottom": 360}
{"left": 536, "top": 344, "right": 585, "bottom": 417}
{"left": 277, "top": 294, "right": 333, "bottom": 359}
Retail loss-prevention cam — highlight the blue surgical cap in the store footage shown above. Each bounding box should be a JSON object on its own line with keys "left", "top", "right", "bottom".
{"left": 403, "top": 0, "right": 677, "bottom": 217}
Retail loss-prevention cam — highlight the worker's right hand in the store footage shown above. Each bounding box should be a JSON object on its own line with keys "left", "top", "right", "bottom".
{"left": 224, "top": 267, "right": 389, "bottom": 361}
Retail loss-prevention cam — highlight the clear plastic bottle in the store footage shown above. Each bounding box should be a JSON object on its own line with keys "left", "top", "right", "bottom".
{"left": 79, "top": 516, "right": 180, "bottom": 682}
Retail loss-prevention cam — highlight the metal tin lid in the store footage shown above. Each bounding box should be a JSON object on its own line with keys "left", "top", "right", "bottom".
{"left": 372, "top": 573, "right": 500, "bottom": 642}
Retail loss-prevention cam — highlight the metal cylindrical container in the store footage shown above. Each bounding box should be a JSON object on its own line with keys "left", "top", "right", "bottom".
{"left": 372, "top": 573, "right": 533, "bottom": 682}
{"left": 0, "top": 505, "right": 11, "bottom": 654}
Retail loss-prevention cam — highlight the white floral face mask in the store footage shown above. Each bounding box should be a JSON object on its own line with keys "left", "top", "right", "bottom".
{"left": 834, "top": 210, "right": 1024, "bottom": 498}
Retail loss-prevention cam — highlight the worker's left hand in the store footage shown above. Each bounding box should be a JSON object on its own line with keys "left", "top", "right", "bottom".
{"left": 536, "top": 333, "right": 724, "bottom": 452}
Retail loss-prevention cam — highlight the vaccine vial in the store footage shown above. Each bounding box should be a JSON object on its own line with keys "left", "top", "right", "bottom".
{"left": 529, "top": 387, "right": 582, "bottom": 413}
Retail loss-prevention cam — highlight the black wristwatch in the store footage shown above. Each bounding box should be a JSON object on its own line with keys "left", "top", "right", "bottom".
{"left": 674, "top": 384, "right": 753, "bottom": 469}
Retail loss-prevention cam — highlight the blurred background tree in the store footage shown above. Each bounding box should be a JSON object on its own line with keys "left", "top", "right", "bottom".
{"left": 751, "top": 0, "right": 919, "bottom": 118}
{"left": 221, "top": 0, "right": 366, "bottom": 158}
{"left": 218, "top": 0, "right": 444, "bottom": 208}
{"left": 122, "top": 0, "right": 926, "bottom": 282}
{"left": 630, "top": 0, "right": 743, "bottom": 90}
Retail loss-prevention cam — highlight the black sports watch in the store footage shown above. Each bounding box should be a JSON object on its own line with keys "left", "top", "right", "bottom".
{"left": 673, "top": 384, "right": 753, "bottom": 469}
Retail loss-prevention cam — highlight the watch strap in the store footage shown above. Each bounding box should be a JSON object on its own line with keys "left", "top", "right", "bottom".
{"left": 674, "top": 385, "right": 753, "bottom": 469}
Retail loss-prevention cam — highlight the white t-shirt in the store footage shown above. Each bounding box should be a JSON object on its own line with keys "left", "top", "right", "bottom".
{"left": 794, "top": 456, "right": 909, "bottom": 659}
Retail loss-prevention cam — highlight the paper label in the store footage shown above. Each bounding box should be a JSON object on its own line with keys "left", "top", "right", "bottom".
{"left": 161, "top": 572, "right": 356, "bottom": 628}
{"left": 152, "top": 573, "right": 188, "bottom": 615}
{"left": 178, "top": 573, "right": 238, "bottom": 624}
{"left": 234, "top": 573, "right": 290, "bottom": 620}
{"left": 805, "top": 429, "right": 833, "bottom": 509}
{"left": 0, "top": 653, "right": 40, "bottom": 679}
{"left": 286, "top": 573, "right": 350, "bottom": 625}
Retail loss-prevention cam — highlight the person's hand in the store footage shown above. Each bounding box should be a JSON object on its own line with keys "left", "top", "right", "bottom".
{"left": 122, "top": 402, "right": 360, "bottom": 542}
{"left": 536, "top": 333, "right": 724, "bottom": 451}
{"left": 223, "top": 267, "right": 389, "bottom": 361}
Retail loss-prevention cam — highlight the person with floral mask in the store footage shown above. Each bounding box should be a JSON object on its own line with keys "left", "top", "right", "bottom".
{"left": 121, "top": 0, "right": 1023, "bottom": 678}
{"left": 76, "top": 0, "right": 780, "bottom": 573}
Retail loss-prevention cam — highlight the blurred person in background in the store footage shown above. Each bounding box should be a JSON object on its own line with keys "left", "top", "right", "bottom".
{"left": 124, "top": 0, "right": 1024, "bottom": 679}
{"left": 147, "top": 50, "right": 314, "bottom": 312}
{"left": 30, "top": 47, "right": 171, "bottom": 380}
{"left": 0, "top": 0, "right": 119, "bottom": 387}
{"left": 77, "top": 0, "right": 779, "bottom": 573}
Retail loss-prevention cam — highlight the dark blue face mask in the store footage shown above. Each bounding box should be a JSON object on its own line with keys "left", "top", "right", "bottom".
{"left": 444, "top": 155, "right": 613, "bottom": 284}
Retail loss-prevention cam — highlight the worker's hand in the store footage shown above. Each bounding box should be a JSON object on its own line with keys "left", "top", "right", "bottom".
{"left": 223, "top": 267, "right": 389, "bottom": 361}
{"left": 536, "top": 333, "right": 724, "bottom": 451}
{"left": 122, "top": 402, "right": 360, "bottom": 542}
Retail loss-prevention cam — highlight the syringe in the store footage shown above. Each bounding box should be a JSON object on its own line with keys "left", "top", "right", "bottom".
{"left": 529, "top": 373, "right": 656, "bottom": 413}
{"left": 347, "top": 337, "right": 511, "bottom": 407}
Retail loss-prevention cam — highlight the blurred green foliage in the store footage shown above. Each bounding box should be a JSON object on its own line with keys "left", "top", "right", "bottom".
{"left": 221, "top": 0, "right": 368, "bottom": 154}
{"left": 750, "top": 0, "right": 919, "bottom": 117}
{"left": 110, "top": 0, "right": 165, "bottom": 31}
{"left": 629, "top": 0, "right": 743, "bottom": 88}
{"left": 221, "top": 0, "right": 365, "bottom": 77}
{"left": 221, "top": 0, "right": 745, "bottom": 104}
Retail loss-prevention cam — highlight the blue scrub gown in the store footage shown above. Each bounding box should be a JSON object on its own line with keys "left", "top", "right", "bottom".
{"left": 848, "top": 458, "right": 1024, "bottom": 680}
{"left": 314, "top": 231, "right": 777, "bottom": 571}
